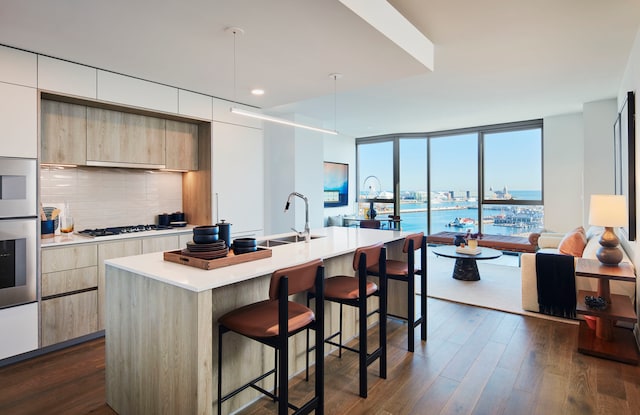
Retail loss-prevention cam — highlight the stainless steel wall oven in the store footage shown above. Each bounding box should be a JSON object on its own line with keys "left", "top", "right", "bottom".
{"left": 0, "top": 157, "right": 37, "bottom": 309}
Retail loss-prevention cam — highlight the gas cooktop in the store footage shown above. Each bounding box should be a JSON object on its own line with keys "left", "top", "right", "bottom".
{"left": 77, "top": 224, "right": 172, "bottom": 237}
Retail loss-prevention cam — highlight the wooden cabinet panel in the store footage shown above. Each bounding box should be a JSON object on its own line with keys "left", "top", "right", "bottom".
{"left": 38, "top": 56, "right": 97, "bottom": 99}
{"left": 97, "top": 239, "right": 142, "bottom": 330}
{"left": 41, "top": 100, "right": 87, "bottom": 165}
{"left": 86, "top": 107, "right": 166, "bottom": 167}
{"left": 142, "top": 235, "right": 180, "bottom": 254}
{"left": 41, "top": 290, "right": 98, "bottom": 347}
{"left": 0, "top": 82, "right": 37, "bottom": 158}
{"left": 41, "top": 244, "right": 97, "bottom": 273}
{"left": 165, "top": 120, "right": 198, "bottom": 171}
{"left": 42, "top": 266, "right": 98, "bottom": 297}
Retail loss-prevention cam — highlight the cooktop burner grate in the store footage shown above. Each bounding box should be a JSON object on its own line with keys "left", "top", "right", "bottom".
{"left": 77, "top": 224, "right": 160, "bottom": 237}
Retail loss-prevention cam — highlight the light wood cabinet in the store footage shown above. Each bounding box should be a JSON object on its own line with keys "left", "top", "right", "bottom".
{"left": 165, "top": 119, "right": 198, "bottom": 171}
{"left": 86, "top": 107, "right": 166, "bottom": 168}
{"left": 41, "top": 291, "right": 98, "bottom": 347}
{"left": 97, "top": 239, "right": 142, "bottom": 330}
{"left": 41, "top": 244, "right": 98, "bottom": 347}
{"left": 41, "top": 100, "right": 87, "bottom": 165}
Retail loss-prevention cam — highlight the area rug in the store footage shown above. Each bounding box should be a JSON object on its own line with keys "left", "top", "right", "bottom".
{"left": 425, "top": 251, "right": 578, "bottom": 324}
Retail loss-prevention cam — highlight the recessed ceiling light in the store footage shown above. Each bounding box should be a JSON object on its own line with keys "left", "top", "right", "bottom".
{"left": 251, "top": 89, "right": 265, "bottom": 96}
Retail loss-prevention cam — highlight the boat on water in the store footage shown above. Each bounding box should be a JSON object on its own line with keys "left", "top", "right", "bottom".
{"left": 447, "top": 217, "right": 475, "bottom": 228}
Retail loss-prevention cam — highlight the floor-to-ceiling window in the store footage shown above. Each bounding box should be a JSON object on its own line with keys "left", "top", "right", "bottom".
{"left": 429, "top": 133, "right": 478, "bottom": 234}
{"left": 356, "top": 140, "right": 394, "bottom": 220}
{"left": 356, "top": 120, "right": 543, "bottom": 236}
{"left": 399, "top": 138, "right": 428, "bottom": 231}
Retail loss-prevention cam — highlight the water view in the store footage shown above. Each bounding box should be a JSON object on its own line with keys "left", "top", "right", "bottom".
{"left": 362, "top": 190, "right": 543, "bottom": 236}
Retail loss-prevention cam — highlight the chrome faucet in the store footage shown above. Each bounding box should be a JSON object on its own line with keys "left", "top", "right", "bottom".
{"left": 284, "top": 191, "right": 310, "bottom": 243}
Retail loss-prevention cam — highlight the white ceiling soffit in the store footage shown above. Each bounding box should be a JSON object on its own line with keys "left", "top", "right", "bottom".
{"left": 338, "top": 0, "right": 434, "bottom": 71}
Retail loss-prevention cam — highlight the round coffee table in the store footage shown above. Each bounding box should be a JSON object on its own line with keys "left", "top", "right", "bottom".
{"left": 432, "top": 245, "right": 503, "bottom": 281}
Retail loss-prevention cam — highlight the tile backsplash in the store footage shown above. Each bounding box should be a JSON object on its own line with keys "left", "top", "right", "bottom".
{"left": 40, "top": 166, "right": 183, "bottom": 230}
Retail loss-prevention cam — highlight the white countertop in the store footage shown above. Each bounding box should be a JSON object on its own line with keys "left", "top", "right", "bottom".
{"left": 40, "top": 226, "right": 195, "bottom": 247}
{"left": 105, "top": 226, "right": 407, "bottom": 292}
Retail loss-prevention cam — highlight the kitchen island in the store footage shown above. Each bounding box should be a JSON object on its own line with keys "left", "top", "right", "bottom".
{"left": 104, "top": 226, "right": 413, "bottom": 415}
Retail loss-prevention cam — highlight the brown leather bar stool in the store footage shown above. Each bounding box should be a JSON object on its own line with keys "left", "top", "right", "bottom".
{"left": 307, "top": 243, "right": 387, "bottom": 398}
{"left": 217, "top": 259, "right": 325, "bottom": 415}
{"left": 367, "top": 233, "right": 427, "bottom": 352}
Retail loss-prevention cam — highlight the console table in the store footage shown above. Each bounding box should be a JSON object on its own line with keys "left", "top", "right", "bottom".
{"left": 575, "top": 258, "right": 638, "bottom": 365}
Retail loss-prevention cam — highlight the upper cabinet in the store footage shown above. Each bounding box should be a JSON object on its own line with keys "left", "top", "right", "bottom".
{"left": 0, "top": 46, "right": 37, "bottom": 158}
{"left": 0, "top": 82, "right": 37, "bottom": 158}
{"left": 178, "top": 90, "right": 212, "bottom": 120}
{"left": 38, "top": 56, "right": 97, "bottom": 99}
{"left": 41, "top": 100, "right": 87, "bottom": 165}
{"left": 212, "top": 121, "right": 264, "bottom": 235}
{"left": 166, "top": 120, "right": 198, "bottom": 171}
{"left": 0, "top": 45, "right": 37, "bottom": 87}
{"left": 86, "top": 107, "right": 166, "bottom": 168}
{"left": 97, "top": 71, "right": 178, "bottom": 114}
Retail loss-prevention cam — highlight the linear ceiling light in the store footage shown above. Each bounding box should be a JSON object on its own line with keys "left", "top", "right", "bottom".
{"left": 227, "top": 26, "right": 338, "bottom": 135}
{"left": 338, "top": 0, "right": 434, "bottom": 71}
{"left": 230, "top": 107, "right": 338, "bottom": 135}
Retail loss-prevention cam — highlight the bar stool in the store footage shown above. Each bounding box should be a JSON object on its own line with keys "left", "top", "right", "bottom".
{"left": 217, "top": 259, "right": 325, "bottom": 415}
{"left": 307, "top": 243, "right": 387, "bottom": 398}
{"left": 367, "top": 233, "right": 426, "bottom": 352}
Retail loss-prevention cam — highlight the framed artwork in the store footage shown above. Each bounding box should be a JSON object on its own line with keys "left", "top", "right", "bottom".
{"left": 323, "top": 162, "right": 349, "bottom": 207}
{"left": 614, "top": 91, "right": 636, "bottom": 241}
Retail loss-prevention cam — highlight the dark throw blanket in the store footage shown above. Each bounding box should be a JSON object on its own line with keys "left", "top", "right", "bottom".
{"left": 535, "top": 253, "right": 576, "bottom": 318}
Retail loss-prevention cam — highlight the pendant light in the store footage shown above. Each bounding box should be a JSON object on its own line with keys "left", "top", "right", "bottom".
{"left": 227, "top": 26, "right": 338, "bottom": 135}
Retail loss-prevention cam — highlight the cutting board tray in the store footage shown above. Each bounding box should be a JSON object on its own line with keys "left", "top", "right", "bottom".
{"left": 164, "top": 246, "right": 272, "bottom": 270}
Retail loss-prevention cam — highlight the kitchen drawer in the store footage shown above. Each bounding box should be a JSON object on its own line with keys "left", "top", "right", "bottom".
{"left": 41, "top": 266, "right": 98, "bottom": 297}
{"left": 41, "top": 290, "right": 98, "bottom": 347}
{"left": 41, "top": 244, "right": 97, "bottom": 273}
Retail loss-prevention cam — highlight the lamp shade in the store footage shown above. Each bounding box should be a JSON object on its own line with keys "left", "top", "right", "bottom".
{"left": 588, "top": 194, "right": 627, "bottom": 227}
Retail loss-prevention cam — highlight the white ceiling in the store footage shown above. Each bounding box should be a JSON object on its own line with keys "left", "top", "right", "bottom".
{"left": 1, "top": 0, "right": 639, "bottom": 137}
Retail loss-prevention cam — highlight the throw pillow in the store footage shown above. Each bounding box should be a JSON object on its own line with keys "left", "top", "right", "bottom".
{"left": 558, "top": 226, "right": 587, "bottom": 257}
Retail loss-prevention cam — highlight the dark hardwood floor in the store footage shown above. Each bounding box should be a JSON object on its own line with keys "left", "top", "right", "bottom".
{"left": 2, "top": 298, "right": 640, "bottom": 414}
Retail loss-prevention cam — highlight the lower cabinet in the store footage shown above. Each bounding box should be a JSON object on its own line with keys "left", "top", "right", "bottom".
{"left": 41, "top": 232, "right": 193, "bottom": 345}
{"left": 41, "top": 243, "right": 99, "bottom": 347}
{"left": 41, "top": 291, "right": 98, "bottom": 347}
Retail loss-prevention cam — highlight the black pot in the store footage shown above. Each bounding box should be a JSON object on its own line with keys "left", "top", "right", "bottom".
{"left": 158, "top": 213, "right": 170, "bottom": 226}
{"left": 217, "top": 220, "right": 232, "bottom": 248}
{"left": 233, "top": 246, "right": 258, "bottom": 255}
{"left": 233, "top": 237, "right": 257, "bottom": 248}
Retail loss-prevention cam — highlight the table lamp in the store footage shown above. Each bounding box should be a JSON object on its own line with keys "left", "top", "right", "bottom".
{"left": 588, "top": 194, "right": 627, "bottom": 265}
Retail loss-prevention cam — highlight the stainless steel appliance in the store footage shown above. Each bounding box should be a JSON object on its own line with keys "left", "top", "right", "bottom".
{"left": 77, "top": 224, "right": 167, "bottom": 238}
{"left": 0, "top": 157, "right": 37, "bottom": 309}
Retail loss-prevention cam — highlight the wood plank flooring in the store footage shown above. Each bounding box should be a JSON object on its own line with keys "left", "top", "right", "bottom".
{"left": 1, "top": 298, "right": 639, "bottom": 414}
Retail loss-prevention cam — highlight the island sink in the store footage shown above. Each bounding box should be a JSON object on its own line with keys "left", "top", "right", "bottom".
{"left": 258, "top": 234, "right": 325, "bottom": 247}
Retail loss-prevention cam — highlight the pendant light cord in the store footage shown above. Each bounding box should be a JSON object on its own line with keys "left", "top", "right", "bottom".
{"left": 233, "top": 30, "right": 237, "bottom": 103}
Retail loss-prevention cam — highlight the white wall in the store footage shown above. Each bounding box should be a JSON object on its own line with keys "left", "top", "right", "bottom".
{"left": 540, "top": 113, "right": 584, "bottom": 232}
{"left": 617, "top": 26, "right": 640, "bottom": 342}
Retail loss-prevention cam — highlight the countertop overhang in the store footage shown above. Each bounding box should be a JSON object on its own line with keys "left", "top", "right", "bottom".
{"left": 105, "top": 226, "right": 408, "bottom": 292}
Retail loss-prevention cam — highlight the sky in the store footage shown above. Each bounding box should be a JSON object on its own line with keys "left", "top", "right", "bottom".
{"left": 358, "top": 128, "right": 542, "bottom": 193}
